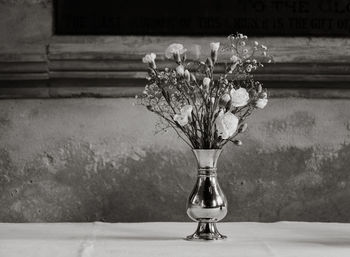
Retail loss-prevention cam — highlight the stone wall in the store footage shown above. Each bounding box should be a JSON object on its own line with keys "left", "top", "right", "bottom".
{"left": 0, "top": 98, "right": 349, "bottom": 222}
{"left": 0, "top": 0, "right": 350, "bottom": 222}
{"left": 0, "top": 0, "right": 51, "bottom": 51}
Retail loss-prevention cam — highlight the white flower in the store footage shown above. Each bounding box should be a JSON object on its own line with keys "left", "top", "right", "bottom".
{"left": 173, "top": 114, "right": 188, "bottom": 126}
{"left": 219, "top": 93, "right": 231, "bottom": 108}
{"left": 215, "top": 110, "right": 239, "bottom": 139}
{"left": 256, "top": 94, "right": 268, "bottom": 109}
{"left": 230, "top": 88, "right": 249, "bottom": 107}
{"left": 142, "top": 53, "right": 156, "bottom": 63}
{"left": 203, "top": 77, "right": 211, "bottom": 88}
{"left": 142, "top": 53, "right": 156, "bottom": 68}
{"left": 210, "top": 42, "right": 220, "bottom": 52}
{"left": 165, "top": 43, "right": 187, "bottom": 59}
{"left": 256, "top": 98, "right": 268, "bottom": 109}
{"left": 180, "top": 105, "right": 193, "bottom": 116}
{"left": 174, "top": 105, "right": 193, "bottom": 126}
{"left": 176, "top": 65, "right": 185, "bottom": 76}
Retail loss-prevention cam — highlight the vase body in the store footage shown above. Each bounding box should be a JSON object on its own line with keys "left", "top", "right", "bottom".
{"left": 186, "top": 149, "right": 228, "bottom": 240}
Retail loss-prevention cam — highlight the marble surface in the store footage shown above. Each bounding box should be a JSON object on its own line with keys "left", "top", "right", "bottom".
{"left": 0, "top": 222, "right": 350, "bottom": 257}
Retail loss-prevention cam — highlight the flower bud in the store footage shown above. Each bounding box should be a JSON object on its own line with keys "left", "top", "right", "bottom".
{"left": 260, "top": 92, "right": 268, "bottom": 99}
{"left": 147, "top": 68, "right": 156, "bottom": 76}
{"left": 238, "top": 123, "right": 248, "bottom": 133}
{"left": 219, "top": 93, "right": 231, "bottom": 108}
{"left": 226, "top": 99, "right": 232, "bottom": 110}
{"left": 257, "top": 84, "right": 262, "bottom": 93}
{"left": 184, "top": 70, "right": 191, "bottom": 82}
{"left": 176, "top": 65, "right": 185, "bottom": 76}
{"left": 203, "top": 77, "right": 211, "bottom": 91}
{"left": 182, "top": 53, "right": 187, "bottom": 62}
{"left": 190, "top": 73, "right": 196, "bottom": 82}
{"left": 228, "top": 62, "right": 238, "bottom": 73}
{"left": 173, "top": 52, "right": 181, "bottom": 64}
{"left": 233, "top": 139, "right": 242, "bottom": 146}
{"left": 210, "top": 42, "right": 220, "bottom": 63}
{"left": 206, "top": 57, "right": 213, "bottom": 68}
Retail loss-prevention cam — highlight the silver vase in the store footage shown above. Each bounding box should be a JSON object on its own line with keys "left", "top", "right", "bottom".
{"left": 186, "top": 149, "right": 228, "bottom": 240}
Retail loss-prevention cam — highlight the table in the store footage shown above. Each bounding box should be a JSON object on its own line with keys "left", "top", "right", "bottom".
{"left": 0, "top": 222, "right": 349, "bottom": 257}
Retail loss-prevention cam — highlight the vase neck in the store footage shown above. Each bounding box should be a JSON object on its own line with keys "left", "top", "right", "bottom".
{"left": 192, "top": 149, "right": 222, "bottom": 175}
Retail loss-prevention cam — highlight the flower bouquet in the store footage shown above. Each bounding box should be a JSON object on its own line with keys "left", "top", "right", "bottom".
{"left": 137, "top": 34, "right": 272, "bottom": 240}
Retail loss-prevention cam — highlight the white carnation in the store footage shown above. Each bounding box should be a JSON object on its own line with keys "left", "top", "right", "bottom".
{"left": 210, "top": 42, "right": 220, "bottom": 52}
{"left": 256, "top": 98, "right": 268, "bottom": 109}
{"left": 165, "top": 43, "right": 187, "bottom": 59}
{"left": 215, "top": 110, "right": 239, "bottom": 139}
{"left": 142, "top": 53, "right": 156, "bottom": 64}
{"left": 230, "top": 88, "right": 249, "bottom": 107}
{"left": 173, "top": 105, "right": 193, "bottom": 126}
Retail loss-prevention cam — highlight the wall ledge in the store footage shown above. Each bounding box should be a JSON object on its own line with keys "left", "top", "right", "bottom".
{"left": 1, "top": 36, "right": 350, "bottom": 98}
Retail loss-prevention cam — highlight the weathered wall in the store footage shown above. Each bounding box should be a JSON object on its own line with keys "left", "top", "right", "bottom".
{"left": 1, "top": 0, "right": 350, "bottom": 223}
{"left": 0, "top": 98, "right": 349, "bottom": 222}
{"left": 0, "top": 0, "right": 51, "bottom": 52}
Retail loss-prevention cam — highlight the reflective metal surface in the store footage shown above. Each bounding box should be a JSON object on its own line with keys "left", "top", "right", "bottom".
{"left": 186, "top": 149, "right": 228, "bottom": 240}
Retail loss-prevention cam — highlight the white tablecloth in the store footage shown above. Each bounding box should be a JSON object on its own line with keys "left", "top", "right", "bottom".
{"left": 0, "top": 222, "right": 349, "bottom": 257}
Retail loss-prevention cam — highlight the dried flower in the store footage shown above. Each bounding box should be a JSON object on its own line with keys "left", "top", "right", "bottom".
{"left": 215, "top": 110, "right": 239, "bottom": 139}
{"left": 246, "top": 64, "right": 253, "bottom": 72}
{"left": 230, "top": 55, "right": 240, "bottom": 63}
{"left": 230, "top": 88, "right": 249, "bottom": 107}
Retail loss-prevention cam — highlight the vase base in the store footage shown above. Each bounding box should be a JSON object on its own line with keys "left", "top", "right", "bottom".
{"left": 186, "top": 222, "right": 227, "bottom": 241}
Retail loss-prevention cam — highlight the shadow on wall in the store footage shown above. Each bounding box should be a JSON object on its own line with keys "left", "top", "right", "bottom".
{"left": 1, "top": 140, "right": 350, "bottom": 222}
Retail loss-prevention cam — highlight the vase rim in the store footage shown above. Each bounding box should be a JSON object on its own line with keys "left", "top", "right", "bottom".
{"left": 192, "top": 148, "right": 222, "bottom": 151}
{"left": 192, "top": 149, "right": 222, "bottom": 153}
